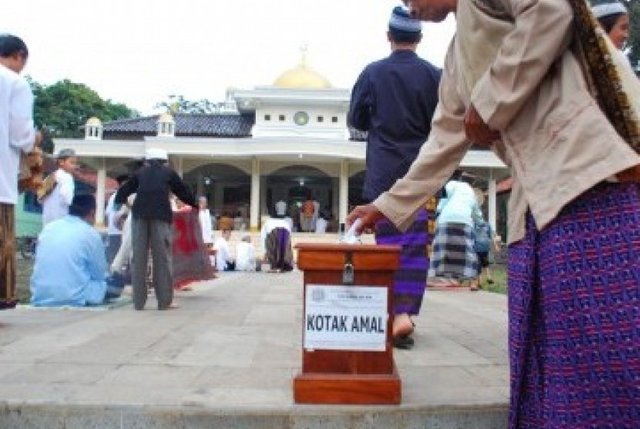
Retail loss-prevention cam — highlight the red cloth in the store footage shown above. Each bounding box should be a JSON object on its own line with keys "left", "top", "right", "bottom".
{"left": 172, "top": 210, "right": 215, "bottom": 290}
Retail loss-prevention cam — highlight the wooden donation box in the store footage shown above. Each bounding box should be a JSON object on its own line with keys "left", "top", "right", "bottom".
{"left": 294, "top": 243, "right": 401, "bottom": 405}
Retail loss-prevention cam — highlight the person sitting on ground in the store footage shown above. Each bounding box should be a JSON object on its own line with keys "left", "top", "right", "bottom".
{"left": 214, "top": 229, "right": 235, "bottom": 271}
{"left": 235, "top": 234, "right": 259, "bottom": 272}
{"left": 30, "top": 194, "right": 124, "bottom": 307}
{"left": 260, "top": 215, "right": 293, "bottom": 272}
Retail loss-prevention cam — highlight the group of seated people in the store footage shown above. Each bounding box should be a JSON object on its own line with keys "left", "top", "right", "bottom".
{"left": 29, "top": 195, "right": 297, "bottom": 307}
{"left": 212, "top": 215, "right": 293, "bottom": 273}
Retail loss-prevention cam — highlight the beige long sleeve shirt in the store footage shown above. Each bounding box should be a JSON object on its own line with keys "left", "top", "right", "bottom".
{"left": 374, "top": 0, "right": 640, "bottom": 244}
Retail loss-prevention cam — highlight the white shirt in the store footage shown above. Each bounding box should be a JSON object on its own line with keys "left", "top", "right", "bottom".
{"left": 213, "top": 236, "right": 233, "bottom": 269}
{"left": 0, "top": 64, "right": 35, "bottom": 204}
{"left": 315, "top": 217, "right": 328, "bottom": 233}
{"left": 275, "top": 200, "right": 287, "bottom": 216}
{"left": 42, "top": 168, "right": 74, "bottom": 225}
{"left": 235, "top": 242, "right": 256, "bottom": 271}
{"left": 105, "top": 193, "right": 122, "bottom": 236}
{"left": 198, "top": 208, "right": 213, "bottom": 244}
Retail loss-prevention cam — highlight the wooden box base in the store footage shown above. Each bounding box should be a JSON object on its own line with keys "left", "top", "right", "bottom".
{"left": 293, "top": 365, "right": 401, "bottom": 405}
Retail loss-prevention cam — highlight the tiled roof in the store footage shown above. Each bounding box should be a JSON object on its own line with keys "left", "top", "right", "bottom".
{"left": 105, "top": 112, "right": 366, "bottom": 141}
{"left": 103, "top": 113, "right": 255, "bottom": 137}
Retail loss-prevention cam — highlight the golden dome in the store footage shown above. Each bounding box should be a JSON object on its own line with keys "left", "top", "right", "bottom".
{"left": 85, "top": 116, "right": 102, "bottom": 126}
{"left": 273, "top": 50, "right": 331, "bottom": 89}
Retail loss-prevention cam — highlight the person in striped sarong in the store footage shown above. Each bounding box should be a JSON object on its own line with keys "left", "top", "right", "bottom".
{"left": 348, "top": 6, "right": 441, "bottom": 349}
{"left": 0, "top": 35, "right": 40, "bottom": 310}
{"left": 429, "top": 174, "right": 482, "bottom": 286}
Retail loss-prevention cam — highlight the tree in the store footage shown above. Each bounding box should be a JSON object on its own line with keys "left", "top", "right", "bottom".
{"left": 155, "top": 94, "right": 223, "bottom": 114}
{"left": 627, "top": 0, "right": 640, "bottom": 70}
{"left": 28, "top": 78, "right": 138, "bottom": 151}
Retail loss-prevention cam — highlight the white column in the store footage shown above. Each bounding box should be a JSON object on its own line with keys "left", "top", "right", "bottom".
{"left": 488, "top": 169, "right": 497, "bottom": 233}
{"left": 95, "top": 159, "right": 107, "bottom": 227}
{"left": 259, "top": 176, "right": 268, "bottom": 220}
{"left": 176, "top": 156, "right": 183, "bottom": 178}
{"left": 338, "top": 159, "right": 349, "bottom": 225}
{"left": 250, "top": 158, "right": 260, "bottom": 231}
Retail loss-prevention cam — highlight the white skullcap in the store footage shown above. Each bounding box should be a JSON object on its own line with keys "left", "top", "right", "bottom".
{"left": 145, "top": 148, "right": 168, "bottom": 161}
{"left": 592, "top": 1, "right": 627, "bottom": 19}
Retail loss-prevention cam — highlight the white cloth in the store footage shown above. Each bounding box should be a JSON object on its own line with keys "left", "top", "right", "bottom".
{"left": 235, "top": 242, "right": 257, "bottom": 271}
{"left": 111, "top": 194, "right": 135, "bottom": 273}
{"left": 315, "top": 217, "right": 328, "bottom": 233}
{"left": 213, "top": 236, "right": 233, "bottom": 269}
{"left": 105, "top": 193, "right": 122, "bottom": 236}
{"left": 198, "top": 208, "right": 213, "bottom": 245}
{"left": 42, "top": 168, "right": 74, "bottom": 225}
{"left": 436, "top": 181, "right": 483, "bottom": 227}
{"left": 0, "top": 64, "right": 35, "bottom": 204}
{"left": 275, "top": 200, "right": 287, "bottom": 216}
{"left": 260, "top": 217, "right": 292, "bottom": 250}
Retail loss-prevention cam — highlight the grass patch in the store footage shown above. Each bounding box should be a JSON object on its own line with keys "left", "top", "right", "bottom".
{"left": 481, "top": 264, "right": 507, "bottom": 295}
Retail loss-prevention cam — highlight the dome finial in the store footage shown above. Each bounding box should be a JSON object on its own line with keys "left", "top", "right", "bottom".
{"left": 299, "top": 43, "right": 308, "bottom": 67}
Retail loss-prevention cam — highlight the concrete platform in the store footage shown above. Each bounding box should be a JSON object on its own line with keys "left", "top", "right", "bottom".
{"left": 0, "top": 270, "right": 509, "bottom": 429}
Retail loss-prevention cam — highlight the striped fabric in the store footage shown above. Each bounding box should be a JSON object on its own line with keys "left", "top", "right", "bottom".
{"left": 375, "top": 208, "right": 431, "bottom": 315}
{"left": 507, "top": 182, "right": 640, "bottom": 428}
{"left": 429, "top": 222, "right": 478, "bottom": 280}
{"left": 0, "top": 203, "right": 17, "bottom": 309}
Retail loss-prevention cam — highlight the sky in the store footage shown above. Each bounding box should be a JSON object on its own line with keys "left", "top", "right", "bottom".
{"left": 4, "top": 0, "right": 456, "bottom": 115}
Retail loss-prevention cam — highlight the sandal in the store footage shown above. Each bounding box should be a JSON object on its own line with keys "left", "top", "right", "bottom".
{"left": 393, "top": 335, "right": 414, "bottom": 350}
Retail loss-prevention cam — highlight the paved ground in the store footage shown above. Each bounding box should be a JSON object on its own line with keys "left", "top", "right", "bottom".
{"left": 0, "top": 270, "right": 509, "bottom": 429}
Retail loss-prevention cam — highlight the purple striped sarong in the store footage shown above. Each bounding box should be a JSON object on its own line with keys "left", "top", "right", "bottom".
{"left": 508, "top": 182, "right": 640, "bottom": 429}
{"left": 375, "top": 208, "right": 431, "bottom": 315}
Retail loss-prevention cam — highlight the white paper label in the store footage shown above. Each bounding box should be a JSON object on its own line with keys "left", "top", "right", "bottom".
{"left": 304, "top": 284, "right": 388, "bottom": 351}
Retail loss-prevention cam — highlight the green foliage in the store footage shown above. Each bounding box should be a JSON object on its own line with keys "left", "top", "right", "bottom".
{"left": 481, "top": 265, "right": 507, "bottom": 295}
{"left": 28, "top": 78, "right": 138, "bottom": 151}
{"left": 155, "top": 94, "right": 221, "bottom": 114}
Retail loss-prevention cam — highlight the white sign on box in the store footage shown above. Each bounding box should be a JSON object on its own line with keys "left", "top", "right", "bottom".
{"left": 304, "top": 284, "right": 388, "bottom": 351}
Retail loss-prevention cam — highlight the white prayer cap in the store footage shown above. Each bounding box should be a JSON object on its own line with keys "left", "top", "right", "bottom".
{"left": 592, "top": 1, "right": 627, "bottom": 19}
{"left": 145, "top": 148, "right": 168, "bottom": 161}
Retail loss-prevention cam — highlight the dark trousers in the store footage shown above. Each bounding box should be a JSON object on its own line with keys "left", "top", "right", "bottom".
{"left": 131, "top": 218, "right": 172, "bottom": 310}
{"left": 0, "top": 203, "right": 17, "bottom": 309}
{"left": 105, "top": 234, "right": 122, "bottom": 265}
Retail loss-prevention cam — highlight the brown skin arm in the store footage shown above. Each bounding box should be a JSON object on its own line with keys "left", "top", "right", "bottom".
{"left": 463, "top": 104, "right": 500, "bottom": 147}
{"left": 346, "top": 203, "right": 386, "bottom": 235}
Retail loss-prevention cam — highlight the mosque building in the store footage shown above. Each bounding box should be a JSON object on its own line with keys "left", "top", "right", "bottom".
{"left": 52, "top": 55, "right": 509, "bottom": 234}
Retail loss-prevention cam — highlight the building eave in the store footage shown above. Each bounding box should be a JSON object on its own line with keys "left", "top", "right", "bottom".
{"left": 53, "top": 137, "right": 509, "bottom": 175}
